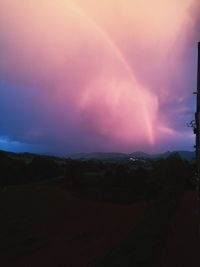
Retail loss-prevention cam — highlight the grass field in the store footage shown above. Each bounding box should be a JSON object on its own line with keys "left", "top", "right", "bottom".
{"left": 0, "top": 181, "right": 147, "bottom": 266}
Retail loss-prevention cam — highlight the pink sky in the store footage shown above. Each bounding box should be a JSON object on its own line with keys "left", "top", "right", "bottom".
{"left": 0, "top": 0, "right": 199, "bottom": 153}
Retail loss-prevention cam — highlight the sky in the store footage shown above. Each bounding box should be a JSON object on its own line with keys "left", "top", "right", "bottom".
{"left": 0, "top": 0, "right": 199, "bottom": 155}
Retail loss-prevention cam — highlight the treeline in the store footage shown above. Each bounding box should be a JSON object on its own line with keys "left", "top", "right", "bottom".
{"left": 0, "top": 151, "right": 195, "bottom": 202}
{"left": 64, "top": 154, "right": 194, "bottom": 203}
{"left": 0, "top": 151, "right": 62, "bottom": 185}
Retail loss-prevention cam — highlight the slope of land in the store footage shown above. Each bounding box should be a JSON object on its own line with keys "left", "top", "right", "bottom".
{"left": 160, "top": 190, "right": 199, "bottom": 267}
{"left": 0, "top": 182, "right": 147, "bottom": 267}
{"left": 70, "top": 151, "right": 195, "bottom": 161}
{"left": 0, "top": 150, "right": 197, "bottom": 266}
{"left": 95, "top": 190, "right": 200, "bottom": 267}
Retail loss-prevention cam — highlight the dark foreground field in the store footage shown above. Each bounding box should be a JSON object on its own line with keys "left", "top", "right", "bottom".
{"left": 0, "top": 182, "right": 147, "bottom": 267}
{"left": 160, "top": 191, "right": 199, "bottom": 267}
{"left": 0, "top": 151, "right": 199, "bottom": 266}
{"left": 0, "top": 184, "right": 199, "bottom": 266}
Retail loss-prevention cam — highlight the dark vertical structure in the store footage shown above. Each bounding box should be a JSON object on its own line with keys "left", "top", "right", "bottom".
{"left": 196, "top": 42, "right": 200, "bottom": 218}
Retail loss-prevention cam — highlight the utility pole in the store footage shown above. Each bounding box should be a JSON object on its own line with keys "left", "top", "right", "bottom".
{"left": 195, "top": 42, "right": 200, "bottom": 221}
{"left": 189, "top": 42, "right": 200, "bottom": 230}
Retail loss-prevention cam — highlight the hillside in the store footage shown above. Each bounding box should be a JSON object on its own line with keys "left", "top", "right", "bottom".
{"left": 70, "top": 150, "right": 195, "bottom": 161}
{"left": 0, "top": 149, "right": 198, "bottom": 266}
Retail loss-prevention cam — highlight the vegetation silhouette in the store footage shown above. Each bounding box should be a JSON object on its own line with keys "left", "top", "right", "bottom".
{"left": 0, "top": 150, "right": 197, "bottom": 267}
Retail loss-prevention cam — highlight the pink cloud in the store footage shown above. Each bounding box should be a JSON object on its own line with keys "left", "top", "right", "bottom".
{"left": 0, "top": 0, "right": 198, "bottom": 153}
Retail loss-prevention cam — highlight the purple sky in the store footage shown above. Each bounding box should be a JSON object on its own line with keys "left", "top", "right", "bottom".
{"left": 0, "top": 0, "right": 199, "bottom": 154}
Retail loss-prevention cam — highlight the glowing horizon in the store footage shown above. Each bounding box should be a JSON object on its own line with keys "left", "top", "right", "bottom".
{"left": 0, "top": 0, "right": 199, "bottom": 154}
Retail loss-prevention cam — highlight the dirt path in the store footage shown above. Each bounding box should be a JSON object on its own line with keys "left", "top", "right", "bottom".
{"left": 161, "top": 191, "right": 200, "bottom": 267}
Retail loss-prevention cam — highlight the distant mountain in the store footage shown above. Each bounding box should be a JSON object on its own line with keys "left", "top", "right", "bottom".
{"left": 175, "top": 151, "right": 195, "bottom": 161}
{"left": 70, "top": 151, "right": 195, "bottom": 161}
{"left": 129, "top": 151, "right": 195, "bottom": 160}
{"left": 129, "top": 151, "right": 171, "bottom": 159}
{"left": 0, "top": 149, "right": 64, "bottom": 163}
{"left": 69, "top": 152, "right": 127, "bottom": 160}
{"left": 0, "top": 149, "right": 195, "bottom": 162}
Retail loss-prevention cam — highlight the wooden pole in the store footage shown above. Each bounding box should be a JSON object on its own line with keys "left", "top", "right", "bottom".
{"left": 196, "top": 42, "right": 200, "bottom": 220}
